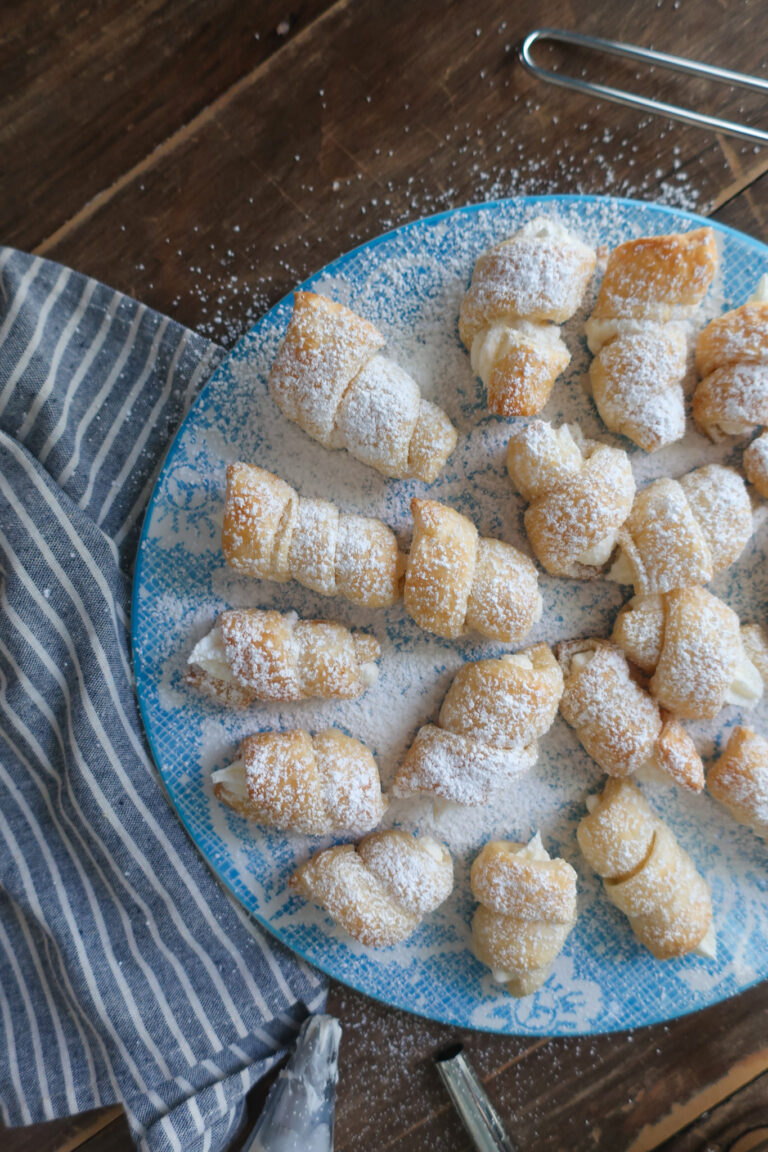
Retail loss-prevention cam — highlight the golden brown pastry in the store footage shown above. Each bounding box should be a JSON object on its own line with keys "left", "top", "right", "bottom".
{"left": 290, "top": 830, "right": 453, "bottom": 947}
{"left": 587, "top": 228, "right": 718, "bottom": 452}
{"left": 268, "top": 291, "right": 457, "bottom": 481}
{"left": 558, "top": 639, "right": 704, "bottom": 791}
{"left": 211, "top": 728, "right": 386, "bottom": 835}
{"left": 459, "top": 218, "right": 596, "bottom": 416}
{"left": 612, "top": 588, "right": 763, "bottom": 721}
{"left": 404, "top": 498, "right": 541, "bottom": 641}
{"left": 708, "top": 726, "right": 768, "bottom": 840}
{"left": 506, "top": 420, "right": 635, "bottom": 578}
{"left": 471, "top": 834, "right": 577, "bottom": 997}
{"left": 693, "top": 277, "right": 768, "bottom": 441}
{"left": 744, "top": 432, "right": 768, "bottom": 497}
{"left": 222, "top": 462, "right": 406, "bottom": 608}
{"left": 578, "top": 779, "right": 715, "bottom": 960}
{"left": 607, "top": 464, "right": 753, "bottom": 594}
{"left": 392, "top": 644, "right": 563, "bottom": 806}
{"left": 187, "top": 609, "right": 380, "bottom": 705}
{"left": 741, "top": 622, "right": 768, "bottom": 686}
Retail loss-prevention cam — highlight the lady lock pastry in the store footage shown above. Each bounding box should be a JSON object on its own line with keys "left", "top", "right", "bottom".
{"left": 578, "top": 778, "right": 715, "bottom": 960}
{"left": 607, "top": 464, "right": 753, "bottom": 594}
{"left": 558, "top": 639, "right": 705, "bottom": 791}
{"left": 587, "top": 227, "right": 718, "bottom": 452}
{"left": 268, "top": 291, "right": 457, "bottom": 481}
{"left": 223, "top": 462, "right": 406, "bottom": 608}
{"left": 612, "top": 587, "right": 764, "bottom": 721}
{"left": 404, "top": 497, "right": 541, "bottom": 641}
{"left": 187, "top": 608, "right": 380, "bottom": 704}
{"left": 392, "top": 644, "right": 563, "bottom": 806}
{"left": 459, "top": 217, "right": 596, "bottom": 417}
{"left": 694, "top": 276, "right": 768, "bottom": 441}
{"left": 211, "top": 728, "right": 386, "bottom": 836}
{"left": 506, "top": 420, "right": 635, "bottom": 578}
{"left": 744, "top": 433, "right": 768, "bottom": 497}
{"left": 708, "top": 726, "right": 768, "bottom": 841}
{"left": 290, "top": 830, "right": 454, "bottom": 947}
{"left": 471, "top": 834, "right": 577, "bottom": 998}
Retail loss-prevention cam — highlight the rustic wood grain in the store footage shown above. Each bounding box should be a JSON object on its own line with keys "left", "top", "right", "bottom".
{"left": 33, "top": 0, "right": 768, "bottom": 345}
{"left": 659, "top": 1074, "right": 768, "bottom": 1152}
{"left": 0, "top": 0, "right": 338, "bottom": 251}
{"left": 0, "top": 1107, "right": 123, "bottom": 1152}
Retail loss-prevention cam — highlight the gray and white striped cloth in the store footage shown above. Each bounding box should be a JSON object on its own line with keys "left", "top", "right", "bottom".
{"left": 0, "top": 248, "right": 326, "bottom": 1151}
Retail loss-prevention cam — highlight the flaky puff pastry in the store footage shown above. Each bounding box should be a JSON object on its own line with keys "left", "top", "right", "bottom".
{"left": 404, "top": 498, "right": 541, "bottom": 642}
{"left": 587, "top": 228, "right": 718, "bottom": 452}
{"left": 506, "top": 421, "right": 635, "bottom": 578}
{"left": 223, "top": 462, "right": 406, "bottom": 608}
{"left": 612, "top": 588, "right": 764, "bottom": 721}
{"left": 471, "top": 834, "right": 577, "bottom": 997}
{"left": 186, "top": 609, "right": 380, "bottom": 705}
{"left": 268, "top": 291, "right": 457, "bottom": 481}
{"left": 744, "top": 433, "right": 768, "bottom": 497}
{"left": 290, "top": 830, "right": 453, "bottom": 947}
{"left": 459, "top": 218, "right": 595, "bottom": 417}
{"left": 392, "top": 644, "right": 563, "bottom": 806}
{"left": 211, "top": 728, "right": 386, "bottom": 836}
{"left": 607, "top": 464, "right": 753, "bottom": 594}
{"left": 708, "top": 727, "right": 768, "bottom": 841}
{"left": 694, "top": 277, "right": 768, "bottom": 441}
{"left": 578, "top": 779, "right": 715, "bottom": 960}
{"left": 558, "top": 639, "right": 704, "bottom": 791}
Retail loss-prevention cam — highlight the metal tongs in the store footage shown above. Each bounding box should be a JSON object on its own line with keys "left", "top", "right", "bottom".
{"left": 519, "top": 28, "right": 768, "bottom": 145}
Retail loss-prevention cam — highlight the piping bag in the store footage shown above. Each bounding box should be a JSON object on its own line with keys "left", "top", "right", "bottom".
{"left": 243, "top": 1014, "right": 342, "bottom": 1152}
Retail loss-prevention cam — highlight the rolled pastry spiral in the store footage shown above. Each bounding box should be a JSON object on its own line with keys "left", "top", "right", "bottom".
{"left": 404, "top": 498, "right": 542, "bottom": 641}
{"left": 506, "top": 420, "right": 635, "bottom": 578}
{"left": 612, "top": 588, "right": 764, "bottom": 721}
{"left": 211, "top": 728, "right": 386, "bottom": 835}
{"left": 693, "top": 276, "right": 768, "bottom": 442}
{"left": 268, "top": 291, "right": 457, "bottom": 481}
{"left": 557, "top": 639, "right": 705, "bottom": 791}
{"left": 290, "top": 830, "right": 453, "bottom": 947}
{"left": 744, "top": 433, "right": 768, "bottom": 497}
{"left": 708, "top": 726, "right": 768, "bottom": 841}
{"left": 392, "top": 644, "right": 563, "bottom": 806}
{"left": 459, "top": 218, "right": 596, "bottom": 417}
{"left": 587, "top": 227, "right": 718, "bottom": 452}
{"left": 607, "top": 464, "right": 753, "bottom": 594}
{"left": 578, "top": 778, "right": 715, "bottom": 960}
{"left": 223, "top": 462, "right": 406, "bottom": 608}
{"left": 187, "top": 608, "right": 380, "bottom": 704}
{"left": 471, "top": 834, "right": 577, "bottom": 997}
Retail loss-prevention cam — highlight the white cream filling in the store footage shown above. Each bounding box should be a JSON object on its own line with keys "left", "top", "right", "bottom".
{"left": 419, "top": 835, "right": 447, "bottom": 862}
{"left": 359, "top": 661, "right": 380, "bottom": 688}
{"left": 607, "top": 550, "right": 635, "bottom": 585}
{"left": 576, "top": 532, "right": 618, "bottom": 568}
{"left": 515, "top": 216, "right": 593, "bottom": 261}
{"left": 571, "top": 650, "right": 595, "bottom": 672}
{"left": 694, "top": 921, "right": 717, "bottom": 960}
{"left": 725, "top": 654, "right": 764, "bottom": 707}
{"left": 503, "top": 652, "right": 534, "bottom": 671}
{"left": 585, "top": 793, "right": 599, "bottom": 814}
{"left": 211, "top": 760, "right": 248, "bottom": 800}
{"left": 189, "top": 626, "right": 234, "bottom": 682}
{"left": 471, "top": 321, "right": 566, "bottom": 384}
{"left": 748, "top": 274, "right": 768, "bottom": 304}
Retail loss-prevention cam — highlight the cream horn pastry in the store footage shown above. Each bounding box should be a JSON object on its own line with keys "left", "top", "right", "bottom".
{"left": 223, "top": 462, "right": 406, "bottom": 608}
{"left": 459, "top": 217, "right": 596, "bottom": 417}
{"left": 392, "top": 644, "right": 563, "bottom": 806}
{"left": 607, "top": 464, "right": 753, "bottom": 594}
{"left": 557, "top": 639, "right": 704, "bottom": 791}
{"left": 187, "top": 608, "right": 380, "bottom": 705}
{"left": 404, "top": 497, "right": 541, "bottom": 642}
{"left": 612, "top": 588, "right": 763, "bottom": 721}
{"left": 693, "top": 276, "right": 768, "bottom": 441}
{"left": 212, "top": 728, "right": 386, "bottom": 835}
{"left": 268, "top": 291, "right": 457, "bottom": 481}
{"left": 744, "top": 432, "right": 768, "bottom": 497}
{"left": 471, "top": 834, "right": 577, "bottom": 998}
{"left": 506, "top": 420, "right": 635, "bottom": 578}
{"left": 587, "top": 227, "right": 718, "bottom": 452}
{"left": 708, "top": 726, "right": 768, "bottom": 841}
{"left": 578, "top": 778, "right": 715, "bottom": 960}
{"left": 290, "top": 830, "right": 453, "bottom": 947}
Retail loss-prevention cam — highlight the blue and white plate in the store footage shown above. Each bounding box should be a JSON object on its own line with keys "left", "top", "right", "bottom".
{"left": 132, "top": 195, "right": 768, "bottom": 1035}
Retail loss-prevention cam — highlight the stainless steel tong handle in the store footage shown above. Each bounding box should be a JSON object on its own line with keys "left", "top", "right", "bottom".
{"left": 519, "top": 28, "right": 768, "bottom": 145}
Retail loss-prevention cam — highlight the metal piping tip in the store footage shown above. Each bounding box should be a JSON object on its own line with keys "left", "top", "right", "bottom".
{"left": 435, "top": 1045, "right": 516, "bottom": 1152}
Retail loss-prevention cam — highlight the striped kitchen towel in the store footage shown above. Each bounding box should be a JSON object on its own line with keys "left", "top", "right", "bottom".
{"left": 0, "top": 248, "right": 327, "bottom": 1152}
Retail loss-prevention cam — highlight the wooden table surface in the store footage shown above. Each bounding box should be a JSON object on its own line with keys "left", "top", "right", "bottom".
{"left": 3, "top": 1, "right": 768, "bottom": 1149}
